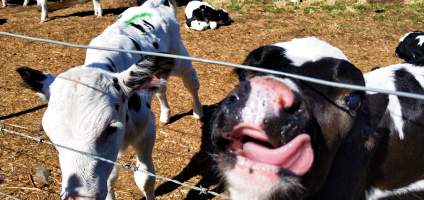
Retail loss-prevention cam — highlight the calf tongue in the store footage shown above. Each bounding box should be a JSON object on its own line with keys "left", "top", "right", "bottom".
{"left": 235, "top": 127, "right": 314, "bottom": 176}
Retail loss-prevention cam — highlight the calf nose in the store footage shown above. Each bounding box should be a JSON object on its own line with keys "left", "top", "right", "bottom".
{"left": 249, "top": 76, "right": 296, "bottom": 112}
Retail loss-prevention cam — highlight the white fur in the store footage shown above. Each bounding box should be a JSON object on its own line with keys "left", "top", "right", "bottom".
{"left": 364, "top": 63, "right": 424, "bottom": 140}
{"left": 85, "top": 1, "right": 203, "bottom": 123}
{"left": 416, "top": 35, "right": 424, "bottom": 46}
{"left": 366, "top": 180, "right": 424, "bottom": 200}
{"left": 273, "top": 37, "right": 349, "bottom": 67}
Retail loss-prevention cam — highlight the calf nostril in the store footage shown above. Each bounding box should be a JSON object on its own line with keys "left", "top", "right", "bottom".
{"left": 284, "top": 95, "right": 301, "bottom": 114}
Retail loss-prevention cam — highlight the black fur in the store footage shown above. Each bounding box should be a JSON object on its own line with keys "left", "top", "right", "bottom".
{"left": 395, "top": 31, "right": 424, "bottom": 64}
{"left": 16, "top": 66, "right": 48, "bottom": 92}
{"left": 129, "top": 38, "right": 142, "bottom": 51}
{"left": 128, "top": 93, "right": 141, "bottom": 111}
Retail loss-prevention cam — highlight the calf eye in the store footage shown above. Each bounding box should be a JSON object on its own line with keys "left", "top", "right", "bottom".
{"left": 344, "top": 92, "right": 361, "bottom": 110}
{"left": 103, "top": 125, "right": 117, "bottom": 137}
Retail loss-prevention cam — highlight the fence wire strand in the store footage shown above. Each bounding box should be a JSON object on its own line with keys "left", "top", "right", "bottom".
{"left": 0, "top": 123, "right": 227, "bottom": 199}
{"left": 1, "top": 31, "right": 424, "bottom": 100}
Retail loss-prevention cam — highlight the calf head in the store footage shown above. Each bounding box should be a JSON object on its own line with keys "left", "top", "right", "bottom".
{"left": 396, "top": 31, "right": 424, "bottom": 65}
{"left": 210, "top": 38, "right": 375, "bottom": 199}
{"left": 17, "top": 56, "right": 174, "bottom": 200}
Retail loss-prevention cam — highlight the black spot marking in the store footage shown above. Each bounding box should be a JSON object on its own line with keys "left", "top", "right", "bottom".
{"left": 142, "top": 20, "right": 155, "bottom": 30}
{"left": 106, "top": 57, "right": 117, "bottom": 72}
{"left": 249, "top": 168, "right": 253, "bottom": 174}
{"left": 146, "top": 102, "right": 151, "bottom": 109}
{"left": 152, "top": 42, "right": 159, "bottom": 49}
{"left": 126, "top": 113, "right": 129, "bottom": 122}
{"left": 129, "top": 22, "right": 145, "bottom": 33}
{"left": 129, "top": 38, "right": 142, "bottom": 51}
{"left": 122, "top": 95, "right": 126, "bottom": 102}
{"left": 128, "top": 93, "right": 141, "bottom": 111}
{"left": 115, "top": 104, "right": 120, "bottom": 111}
{"left": 113, "top": 78, "right": 121, "bottom": 91}
{"left": 130, "top": 71, "right": 137, "bottom": 77}
{"left": 164, "top": 0, "right": 170, "bottom": 7}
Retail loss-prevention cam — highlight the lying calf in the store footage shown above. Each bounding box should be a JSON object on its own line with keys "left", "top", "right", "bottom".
{"left": 184, "top": 1, "right": 232, "bottom": 31}
{"left": 208, "top": 37, "right": 387, "bottom": 199}
{"left": 85, "top": 0, "right": 203, "bottom": 124}
{"left": 396, "top": 31, "right": 424, "bottom": 65}
{"left": 17, "top": 56, "right": 173, "bottom": 200}
{"left": 364, "top": 63, "right": 424, "bottom": 199}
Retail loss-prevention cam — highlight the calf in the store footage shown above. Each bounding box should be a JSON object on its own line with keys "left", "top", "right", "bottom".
{"left": 85, "top": 0, "right": 203, "bottom": 124}
{"left": 364, "top": 63, "right": 424, "bottom": 199}
{"left": 17, "top": 56, "right": 173, "bottom": 200}
{"left": 1, "top": 0, "right": 29, "bottom": 8}
{"left": 395, "top": 31, "right": 424, "bottom": 65}
{"left": 184, "top": 1, "right": 232, "bottom": 31}
{"left": 208, "top": 37, "right": 388, "bottom": 199}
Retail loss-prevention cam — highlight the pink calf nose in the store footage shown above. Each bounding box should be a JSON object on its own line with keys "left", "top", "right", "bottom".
{"left": 250, "top": 76, "right": 295, "bottom": 111}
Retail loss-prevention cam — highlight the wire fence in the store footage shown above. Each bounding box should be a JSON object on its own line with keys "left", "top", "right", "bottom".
{"left": 0, "top": 29, "right": 423, "bottom": 199}
{"left": 0, "top": 122, "right": 227, "bottom": 199}
{"left": 1, "top": 31, "right": 424, "bottom": 100}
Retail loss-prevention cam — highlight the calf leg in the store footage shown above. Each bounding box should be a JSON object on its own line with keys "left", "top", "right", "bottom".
{"left": 155, "top": 85, "right": 171, "bottom": 124}
{"left": 37, "top": 0, "right": 48, "bottom": 22}
{"left": 173, "top": 43, "right": 203, "bottom": 120}
{"left": 133, "top": 127, "right": 156, "bottom": 200}
{"left": 23, "top": 0, "right": 28, "bottom": 6}
{"left": 92, "top": 0, "right": 102, "bottom": 16}
{"left": 180, "top": 67, "right": 203, "bottom": 120}
{"left": 2, "top": 0, "right": 6, "bottom": 7}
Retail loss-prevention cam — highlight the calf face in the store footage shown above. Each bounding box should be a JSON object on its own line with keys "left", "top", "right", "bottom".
{"left": 17, "top": 56, "right": 173, "bottom": 199}
{"left": 210, "top": 37, "right": 375, "bottom": 199}
{"left": 396, "top": 31, "right": 424, "bottom": 65}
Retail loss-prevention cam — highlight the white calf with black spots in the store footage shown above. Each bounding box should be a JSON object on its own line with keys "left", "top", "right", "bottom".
{"left": 18, "top": 56, "right": 174, "bottom": 200}
{"left": 85, "top": 0, "right": 203, "bottom": 124}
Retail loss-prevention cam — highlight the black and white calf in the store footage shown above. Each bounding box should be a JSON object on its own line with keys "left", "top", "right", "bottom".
{"left": 364, "top": 63, "right": 424, "bottom": 199}
{"left": 85, "top": 0, "right": 203, "bottom": 124}
{"left": 395, "top": 31, "right": 424, "bottom": 65}
{"left": 207, "top": 37, "right": 424, "bottom": 200}
{"left": 208, "top": 37, "right": 377, "bottom": 199}
{"left": 184, "top": 1, "right": 232, "bottom": 31}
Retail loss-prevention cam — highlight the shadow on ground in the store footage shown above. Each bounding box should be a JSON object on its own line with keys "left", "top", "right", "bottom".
{"left": 148, "top": 104, "right": 226, "bottom": 200}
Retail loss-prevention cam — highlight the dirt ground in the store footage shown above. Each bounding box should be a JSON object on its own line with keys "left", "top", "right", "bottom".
{"left": 0, "top": 0, "right": 423, "bottom": 199}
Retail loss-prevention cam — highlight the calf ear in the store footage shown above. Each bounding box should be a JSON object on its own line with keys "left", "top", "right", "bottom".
{"left": 119, "top": 55, "right": 174, "bottom": 94}
{"left": 16, "top": 66, "right": 55, "bottom": 101}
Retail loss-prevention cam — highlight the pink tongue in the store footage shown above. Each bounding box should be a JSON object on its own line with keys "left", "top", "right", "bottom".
{"left": 241, "top": 134, "right": 314, "bottom": 176}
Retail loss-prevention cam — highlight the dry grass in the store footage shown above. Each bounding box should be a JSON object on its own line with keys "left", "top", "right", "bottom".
{"left": 0, "top": 0, "right": 423, "bottom": 199}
